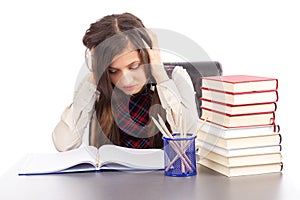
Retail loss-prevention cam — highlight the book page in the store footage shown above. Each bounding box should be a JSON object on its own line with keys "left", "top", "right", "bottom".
{"left": 98, "top": 145, "right": 164, "bottom": 170}
{"left": 19, "top": 146, "right": 98, "bottom": 175}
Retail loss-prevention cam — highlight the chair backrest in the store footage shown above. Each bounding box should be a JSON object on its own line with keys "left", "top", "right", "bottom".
{"left": 163, "top": 61, "right": 223, "bottom": 117}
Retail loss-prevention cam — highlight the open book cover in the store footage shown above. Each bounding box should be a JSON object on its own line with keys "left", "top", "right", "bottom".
{"left": 18, "top": 145, "right": 164, "bottom": 175}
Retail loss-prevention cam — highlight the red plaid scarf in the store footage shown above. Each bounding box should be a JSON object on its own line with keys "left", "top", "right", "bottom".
{"left": 112, "top": 84, "right": 155, "bottom": 148}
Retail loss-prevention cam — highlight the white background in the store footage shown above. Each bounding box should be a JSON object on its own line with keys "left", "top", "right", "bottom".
{"left": 0, "top": 0, "right": 299, "bottom": 195}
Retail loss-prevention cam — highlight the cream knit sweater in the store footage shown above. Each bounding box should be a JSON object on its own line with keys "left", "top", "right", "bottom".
{"left": 52, "top": 66, "right": 200, "bottom": 151}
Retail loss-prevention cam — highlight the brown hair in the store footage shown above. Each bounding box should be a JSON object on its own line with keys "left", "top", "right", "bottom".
{"left": 82, "top": 13, "right": 164, "bottom": 148}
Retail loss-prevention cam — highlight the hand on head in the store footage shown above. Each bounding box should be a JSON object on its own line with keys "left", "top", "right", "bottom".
{"left": 144, "top": 30, "right": 169, "bottom": 84}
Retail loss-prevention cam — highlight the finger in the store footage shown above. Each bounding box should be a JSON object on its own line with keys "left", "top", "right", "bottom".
{"left": 146, "top": 29, "right": 159, "bottom": 48}
{"left": 147, "top": 48, "right": 162, "bottom": 65}
{"left": 142, "top": 38, "right": 151, "bottom": 49}
{"left": 88, "top": 73, "right": 96, "bottom": 84}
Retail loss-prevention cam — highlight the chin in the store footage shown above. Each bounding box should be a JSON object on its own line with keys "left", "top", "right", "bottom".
{"left": 122, "top": 87, "right": 143, "bottom": 95}
{"left": 120, "top": 89, "right": 135, "bottom": 95}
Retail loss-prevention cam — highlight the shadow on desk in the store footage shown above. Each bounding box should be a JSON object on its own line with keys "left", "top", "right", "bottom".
{"left": 215, "top": 169, "right": 283, "bottom": 200}
{"left": 0, "top": 162, "right": 285, "bottom": 200}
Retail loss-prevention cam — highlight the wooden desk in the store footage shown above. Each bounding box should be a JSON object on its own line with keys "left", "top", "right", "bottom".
{"left": 1, "top": 163, "right": 298, "bottom": 200}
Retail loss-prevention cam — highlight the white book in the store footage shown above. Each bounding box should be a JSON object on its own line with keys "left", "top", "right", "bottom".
{"left": 200, "top": 151, "right": 282, "bottom": 167}
{"left": 199, "top": 158, "right": 282, "bottom": 177}
{"left": 201, "top": 100, "right": 277, "bottom": 115}
{"left": 198, "top": 119, "right": 279, "bottom": 139}
{"left": 19, "top": 144, "right": 164, "bottom": 175}
{"left": 196, "top": 141, "right": 281, "bottom": 157}
{"left": 197, "top": 131, "right": 281, "bottom": 149}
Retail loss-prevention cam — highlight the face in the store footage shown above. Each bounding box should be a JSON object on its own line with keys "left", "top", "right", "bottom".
{"left": 108, "top": 50, "right": 148, "bottom": 95}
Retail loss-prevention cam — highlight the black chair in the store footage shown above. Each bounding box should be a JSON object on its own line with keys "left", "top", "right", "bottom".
{"left": 163, "top": 61, "right": 223, "bottom": 117}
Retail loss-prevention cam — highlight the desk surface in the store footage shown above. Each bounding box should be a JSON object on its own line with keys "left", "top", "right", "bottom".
{"left": 1, "top": 163, "right": 299, "bottom": 200}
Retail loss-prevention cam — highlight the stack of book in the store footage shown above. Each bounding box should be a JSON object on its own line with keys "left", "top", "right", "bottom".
{"left": 196, "top": 75, "right": 283, "bottom": 177}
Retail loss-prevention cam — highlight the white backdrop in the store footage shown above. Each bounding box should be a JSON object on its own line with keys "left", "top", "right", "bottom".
{"left": 0, "top": 0, "right": 299, "bottom": 190}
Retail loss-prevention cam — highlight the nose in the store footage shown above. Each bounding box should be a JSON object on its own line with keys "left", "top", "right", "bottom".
{"left": 119, "top": 70, "right": 133, "bottom": 85}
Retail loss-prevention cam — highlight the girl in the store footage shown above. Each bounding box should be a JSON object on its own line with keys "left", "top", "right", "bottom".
{"left": 52, "top": 13, "right": 200, "bottom": 151}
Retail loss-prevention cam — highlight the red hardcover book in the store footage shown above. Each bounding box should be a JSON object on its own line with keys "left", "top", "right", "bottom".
{"left": 200, "top": 99, "right": 277, "bottom": 115}
{"left": 201, "top": 75, "right": 278, "bottom": 93}
{"left": 200, "top": 88, "right": 278, "bottom": 106}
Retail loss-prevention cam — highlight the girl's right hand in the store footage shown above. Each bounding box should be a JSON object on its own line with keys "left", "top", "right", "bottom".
{"left": 145, "top": 29, "right": 169, "bottom": 84}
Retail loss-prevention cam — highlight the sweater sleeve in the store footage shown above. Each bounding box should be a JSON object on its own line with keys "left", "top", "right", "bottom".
{"left": 52, "top": 73, "right": 97, "bottom": 151}
{"left": 156, "top": 66, "right": 201, "bottom": 134}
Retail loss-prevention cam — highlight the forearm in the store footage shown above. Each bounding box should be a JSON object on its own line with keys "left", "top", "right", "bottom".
{"left": 52, "top": 73, "right": 97, "bottom": 151}
{"left": 156, "top": 66, "right": 200, "bottom": 133}
{"left": 52, "top": 104, "right": 83, "bottom": 151}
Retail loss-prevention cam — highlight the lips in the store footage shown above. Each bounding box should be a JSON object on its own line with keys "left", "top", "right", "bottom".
{"left": 123, "top": 85, "right": 136, "bottom": 92}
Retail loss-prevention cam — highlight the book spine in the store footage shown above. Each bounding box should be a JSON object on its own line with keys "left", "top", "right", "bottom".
{"left": 274, "top": 102, "right": 278, "bottom": 111}
{"left": 279, "top": 134, "right": 282, "bottom": 144}
{"left": 275, "top": 79, "right": 279, "bottom": 90}
{"left": 95, "top": 151, "right": 100, "bottom": 168}
{"left": 275, "top": 124, "right": 280, "bottom": 133}
{"left": 271, "top": 112, "right": 276, "bottom": 124}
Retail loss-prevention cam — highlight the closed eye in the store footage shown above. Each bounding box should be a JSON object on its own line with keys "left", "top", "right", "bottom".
{"left": 108, "top": 61, "right": 142, "bottom": 74}
{"left": 108, "top": 68, "right": 118, "bottom": 74}
{"left": 130, "top": 64, "right": 142, "bottom": 70}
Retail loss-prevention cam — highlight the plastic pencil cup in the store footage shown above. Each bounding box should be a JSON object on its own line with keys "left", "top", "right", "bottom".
{"left": 163, "top": 133, "right": 197, "bottom": 177}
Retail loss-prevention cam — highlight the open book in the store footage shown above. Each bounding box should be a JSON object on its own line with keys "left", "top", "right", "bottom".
{"left": 18, "top": 144, "right": 164, "bottom": 175}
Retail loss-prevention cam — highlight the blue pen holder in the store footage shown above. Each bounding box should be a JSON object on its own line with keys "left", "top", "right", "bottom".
{"left": 163, "top": 133, "right": 197, "bottom": 177}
